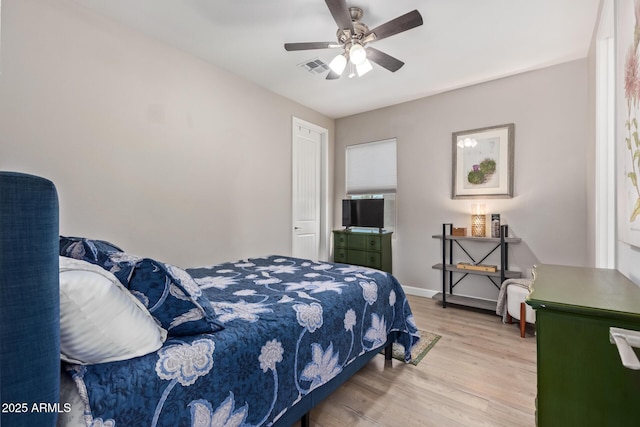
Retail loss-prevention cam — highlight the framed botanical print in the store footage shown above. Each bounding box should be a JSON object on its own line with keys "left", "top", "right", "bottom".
{"left": 452, "top": 123, "right": 514, "bottom": 199}
{"left": 617, "top": 0, "right": 640, "bottom": 247}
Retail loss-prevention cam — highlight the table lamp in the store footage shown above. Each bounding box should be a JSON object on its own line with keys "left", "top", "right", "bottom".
{"left": 471, "top": 203, "right": 486, "bottom": 237}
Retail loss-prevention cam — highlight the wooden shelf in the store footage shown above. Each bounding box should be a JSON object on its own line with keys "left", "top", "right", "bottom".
{"left": 432, "top": 293, "right": 497, "bottom": 312}
{"left": 432, "top": 234, "right": 522, "bottom": 244}
{"left": 435, "top": 223, "right": 523, "bottom": 310}
{"left": 432, "top": 263, "right": 522, "bottom": 279}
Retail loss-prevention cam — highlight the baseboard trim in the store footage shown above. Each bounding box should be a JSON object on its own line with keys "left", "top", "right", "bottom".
{"left": 400, "top": 286, "right": 500, "bottom": 304}
{"left": 402, "top": 285, "right": 438, "bottom": 299}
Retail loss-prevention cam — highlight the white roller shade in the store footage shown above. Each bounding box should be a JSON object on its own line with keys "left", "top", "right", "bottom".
{"left": 346, "top": 138, "right": 397, "bottom": 195}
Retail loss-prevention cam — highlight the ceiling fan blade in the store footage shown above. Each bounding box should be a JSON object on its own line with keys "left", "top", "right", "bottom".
{"left": 366, "top": 47, "right": 404, "bottom": 72}
{"left": 326, "top": 69, "right": 342, "bottom": 80}
{"left": 365, "top": 10, "right": 423, "bottom": 42}
{"left": 284, "top": 42, "right": 337, "bottom": 51}
{"left": 324, "top": 0, "right": 354, "bottom": 32}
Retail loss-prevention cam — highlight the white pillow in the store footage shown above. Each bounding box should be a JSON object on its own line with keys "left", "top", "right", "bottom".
{"left": 59, "top": 256, "right": 167, "bottom": 364}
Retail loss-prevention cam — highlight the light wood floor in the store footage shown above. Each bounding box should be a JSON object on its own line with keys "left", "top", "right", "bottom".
{"left": 294, "top": 295, "right": 537, "bottom": 427}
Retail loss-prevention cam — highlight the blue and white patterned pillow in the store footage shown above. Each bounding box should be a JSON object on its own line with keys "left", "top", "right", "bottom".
{"left": 59, "top": 236, "right": 139, "bottom": 285}
{"left": 126, "top": 258, "right": 223, "bottom": 336}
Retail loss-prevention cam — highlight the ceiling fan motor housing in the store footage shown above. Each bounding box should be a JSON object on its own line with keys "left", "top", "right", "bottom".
{"left": 336, "top": 7, "right": 370, "bottom": 44}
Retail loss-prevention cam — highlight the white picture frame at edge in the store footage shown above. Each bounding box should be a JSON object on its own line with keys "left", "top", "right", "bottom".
{"left": 616, "top": 0, "right": 640, "bottom": 248}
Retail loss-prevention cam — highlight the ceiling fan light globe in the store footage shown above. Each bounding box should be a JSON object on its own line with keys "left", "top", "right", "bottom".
{"left": 356, "top": 59, "right": 373, "bottom": 77}
{"left": 349, "top": 44, "right": 367, "bottom": 65}
{"left": 329, "top": 54, "right": 347, "bottom": 75}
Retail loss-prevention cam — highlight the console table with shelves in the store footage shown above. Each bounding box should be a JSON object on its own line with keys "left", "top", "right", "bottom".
{"left": 432, "top": 223, "right": 522, "bottom": 310}
{"left": 333, "top": 229, "right": 392, "bottom": 274}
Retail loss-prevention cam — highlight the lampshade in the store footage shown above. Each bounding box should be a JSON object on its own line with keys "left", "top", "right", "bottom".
{"left": 471, "top": 203, "right": 486, "bottom": 215}
{"left": 329, "top": 54, "right": 347, "bottom": 74}
{"left": 471, "top": 203, "right": 486, "bottom": 237}
{"left": 356, "top": 59, "right": 373, "bottom": 76}
{"left": 349, "top": 43, "right": 367, "bottom": 65}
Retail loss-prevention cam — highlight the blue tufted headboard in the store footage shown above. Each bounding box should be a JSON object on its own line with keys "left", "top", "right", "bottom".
{"left": 0, "top": 172, "right": 60, "bottom": 427}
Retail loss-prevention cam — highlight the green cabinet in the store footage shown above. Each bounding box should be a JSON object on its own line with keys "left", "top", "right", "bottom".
{"left": 332, "top": 230, "right": 392, "bottom": 273}
{"left": 527, "top": 265, "right": 640, "bottom": 426}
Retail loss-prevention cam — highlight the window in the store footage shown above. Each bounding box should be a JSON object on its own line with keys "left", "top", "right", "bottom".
{"left": 346, "top": 138, "right": 397, "bottom": 232}
{"left": 346, "top": 138, "right": 397, "bottom": 195}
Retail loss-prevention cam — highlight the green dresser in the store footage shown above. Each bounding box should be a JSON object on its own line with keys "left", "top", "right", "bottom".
{"left": 527, "top": 265, "right": 640, "bottom": 426}
{"left": 333, "top": 230, "right": 392, "bottom": 273}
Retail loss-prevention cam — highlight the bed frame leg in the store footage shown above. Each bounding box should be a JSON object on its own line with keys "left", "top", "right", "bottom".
{"left": 384, "top": 343, "right": 393, "bottom": 361}
{"left": 301, "top": 411, "right": 310, "bottom": 427}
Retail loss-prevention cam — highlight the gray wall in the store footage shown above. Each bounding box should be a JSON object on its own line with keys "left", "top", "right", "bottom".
{"left": 0, "top": 0, "right": 334, "bottom": 267}
{"left": 334, "top": 60, "right": 590, "bottom": 298}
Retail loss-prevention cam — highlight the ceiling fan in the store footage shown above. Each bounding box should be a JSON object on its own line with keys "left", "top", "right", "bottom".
{"left": 284, "top": 0, "right": 423, "bottom": 79}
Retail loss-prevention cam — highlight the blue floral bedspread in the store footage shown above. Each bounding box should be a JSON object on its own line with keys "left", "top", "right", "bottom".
{"left": 66, "top": 255, "right": 420, "bottom": 427}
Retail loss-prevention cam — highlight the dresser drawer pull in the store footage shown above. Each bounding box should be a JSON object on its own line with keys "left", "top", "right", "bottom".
{"left": 609, "top": 327, "right": 640, "bottom": 370}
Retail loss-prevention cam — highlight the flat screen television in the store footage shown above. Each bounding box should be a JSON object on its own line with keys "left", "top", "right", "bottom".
{"left": 342, "top": 199, "right": 384, "bottom": 230}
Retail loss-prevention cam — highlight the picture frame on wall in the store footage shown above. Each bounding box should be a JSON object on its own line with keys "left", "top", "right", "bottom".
{"left": 452, "top": 123, "right": 515, "bottom": 199}
{"left": 616, "top": 0, "right": 640, "bottom": 248}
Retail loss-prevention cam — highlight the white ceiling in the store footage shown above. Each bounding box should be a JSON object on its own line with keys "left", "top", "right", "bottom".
{"left": 70, "top": 0, "right": 600, "bottom": 119}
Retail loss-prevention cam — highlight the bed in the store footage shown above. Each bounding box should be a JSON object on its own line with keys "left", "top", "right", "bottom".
{"left": 0, "top": 172, "right": 420, "bottom": 427}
